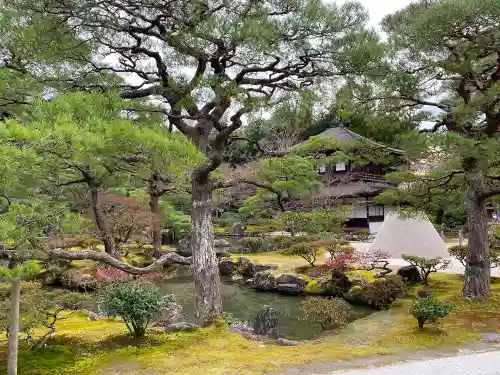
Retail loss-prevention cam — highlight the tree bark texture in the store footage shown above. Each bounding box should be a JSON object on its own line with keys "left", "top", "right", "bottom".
{"left": 462, "top": 158, "right": 491, "bottom": 298}
{"left": 149, "top": 193, "right": 162, "bottom": 258}
{"left": 417, "top": 317, "right": 425, "bottom": 330}
{"left": 7, "top": 277, "right": 21, "bottom": 375}
{"left": 191, "top": 177, "right": 223, "bottom": 325}
{"left": 89, "top": 185, "right": 117, "bottom": 257}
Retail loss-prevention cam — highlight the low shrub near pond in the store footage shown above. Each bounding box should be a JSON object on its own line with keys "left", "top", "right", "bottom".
{"left": 347, "top": 275, "right": 407, "bottom": 310}
{"left": 99, "top": 282, "right": 165, "bottom": 338}
{"left": 360, "top": 275, "right": 407, "bottom": 310}
{"left": 299, "top": 297, "right": 352, "bottom": 330}
{"left": 410, "top": 297, "right": 455, "bottom": 330}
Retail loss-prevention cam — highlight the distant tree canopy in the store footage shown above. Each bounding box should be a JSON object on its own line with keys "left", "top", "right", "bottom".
{"left": 356, "top": 0, "right": 500, "bottom": 299}
{"left": 0, "top": 92, "right": 201, "bottom": 257}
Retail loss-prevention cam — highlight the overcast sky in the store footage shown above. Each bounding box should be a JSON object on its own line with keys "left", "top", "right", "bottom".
{"left": 334, "top": 0, "right": 413, "bottom": 28}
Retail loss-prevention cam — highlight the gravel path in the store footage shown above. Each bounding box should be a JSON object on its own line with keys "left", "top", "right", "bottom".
{"left": 324, "top": 349, "right": 500, "bottom": 375}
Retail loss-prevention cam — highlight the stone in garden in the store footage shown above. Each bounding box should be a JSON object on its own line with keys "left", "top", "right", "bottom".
{"left": 277, "top": 283, "right": 304, "bottom": 295}
{"left": 459, "top": 229, "right": 464, "bottom": 245}
{"left": 245, "top": 278, "right": 254, "bottom": 285}
{"left": 482, "top": 333, "right": 500, "bottom": 343}
{"left": 164, "top": 322, "right": 199, "bottom": 332}
{"left": 177, "top": 236, "right": 191, "bottom": 252}
{"left": 374, "top": 272, "right": 384, "bottom": 278}
{"left": 214, "top": 238, "right": 232, "bottom": 248}
{"left": 254, "top": 305, "right": 279, "bottom": 339}
{"left": 397, "top": 265, "right": 422, "bottom": 285}
{"left": 417, "top": 290, "right": 434, "bottom": 298}
{"left": 231, "top": 222, "right": 245, "bottom": 236}
{"left": 237, "top": 256, "right": 255, "bottom": 277}
{"left": 60, "top": 269, "right": 97, "bottom": 291}
{"left": 154, "top": 294, "right": 185, "bottom": 326}
{"left": 322, "top": 269, "right": 352, "bottom": 296}
{"left": 343, "top": 289, "right": 369, "bottom": 307}
{"left": 276, "top": 338, "right": 298, "bottom": 346}
{"left": 231, "top": 274, "right": 244, "bottom": 283}
{"left": 253, "top": 272, "right": 277, "bottom": 291}
{"left": 219, "top": 260, "right": 237, "bottom": 276}
{"left": 276, "top": 273, "right": 308, "bottom": 287}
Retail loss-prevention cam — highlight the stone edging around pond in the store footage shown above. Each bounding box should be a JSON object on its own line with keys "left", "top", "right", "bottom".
{"left": 218, "top": 256, "right": 423, "bottom": 309}
{"left": 218, "top": 256, "right": 311, "bottom": 296}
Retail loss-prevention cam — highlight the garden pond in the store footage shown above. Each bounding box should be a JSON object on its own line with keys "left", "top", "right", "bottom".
{"left": 159, "top": 275, "right": 372, "bottom": 340}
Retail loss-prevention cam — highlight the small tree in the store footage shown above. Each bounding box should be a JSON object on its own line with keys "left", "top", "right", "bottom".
{"left": 99, "top": 282, "right": 165, "bottom": 338}
{"left": 322, "top": 239, "right": 353, "bottom": 259}
{"left": 282, "top": 243, "right": 320, "bottom": 267}
{"left": 401, "top": 255, "right": 451, "bottom": 286}
{"left": 410, "top": 297, "right": 455, "bottom": 330}
{"left": 323, "top": 245, "right": 391, "bottom": 275}
{"left": 299, "top": 297, "right": 351, "bottom": 330}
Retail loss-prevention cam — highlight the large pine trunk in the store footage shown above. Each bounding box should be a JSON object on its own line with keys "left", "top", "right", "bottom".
{"left": 89, "top": 185, "right": 117, "bottom": 257}
{"left": 191, "top": 176, "right": 223, "bottom": 325}
{"left": 149, "top": 194, "right": 162, "bottom": 258}
{"left": 7, "top": 277, "right": 21, "bottom": 375}
{"left": 462, "top": 160, "right": 491, "bottom": 298}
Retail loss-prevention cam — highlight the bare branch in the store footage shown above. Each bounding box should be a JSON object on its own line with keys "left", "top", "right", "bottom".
{"left": 47, "top": 248, "right": 190, "bottom": 274}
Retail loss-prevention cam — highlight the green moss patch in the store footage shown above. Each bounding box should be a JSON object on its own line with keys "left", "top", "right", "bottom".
{"left": 3, "top": 273, "right": 500, "bottom": 374}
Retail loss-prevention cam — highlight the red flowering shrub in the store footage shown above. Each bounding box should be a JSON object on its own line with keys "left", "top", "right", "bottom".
{"left": 322, "top": 247, "right": 390, "bottom": 273}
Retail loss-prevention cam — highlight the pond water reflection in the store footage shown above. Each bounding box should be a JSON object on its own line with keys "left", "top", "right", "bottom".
{"left": 159, "top": 275, "right": 372, "bottom": 340}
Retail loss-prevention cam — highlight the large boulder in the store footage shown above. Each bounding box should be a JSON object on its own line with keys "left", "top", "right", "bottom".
{"left": 397, "top": 265, "right": 422, "bottom": 285}
{"left": 214, "top": 238, "right": 232, "bottom": 249}
{"left": 343, "top": 288, "right": 369, "bottom": 306}
{"left": 231, "top": 274, "right": 244, "bottom": 283}
{"left": 153, "top": 294, "right": 185, "bottom": 326}
{"left": 276, "top": 274, "right": 308, "bottom": 287}
{"left": 177, "top": 236, "right": 191, "bottom": 253}
{"left": 322, "top": 270, "right": 352, "bottom": 297}
{"left": 253, "top": 272, "right": 277, "bottom": 292}
{"left": 277, "top": 283, "right": 303, "bottom": 295}
{"left": 254, "top": 305, "right": 279, "bottom": 339}
{"left": 230, "top": 222, "right": 245, "bottom": 236}
{"left": 60, "top": 269, "right": 97, "bottom": 291}
{"left": 219, "top": 260, "right": 238, "bottom": 276}
{"left": 417, "top": 290, "right": 434, "bottom": 298}
{"left": 237, "top": 256, "right": 255, "bottom": 277}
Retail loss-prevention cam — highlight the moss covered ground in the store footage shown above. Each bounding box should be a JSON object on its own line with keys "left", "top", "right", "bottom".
{"left": 2, "top": 252, "right": 500, "bottom": 375}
